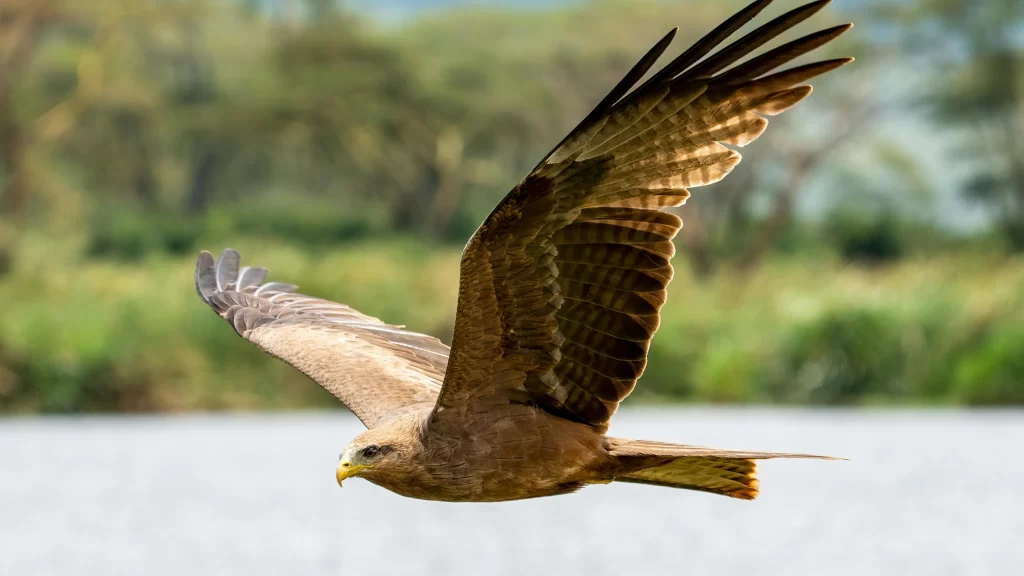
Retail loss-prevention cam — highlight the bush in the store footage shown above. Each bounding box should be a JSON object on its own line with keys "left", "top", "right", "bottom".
{"left": 215, "top": 198, "right": 378, "bottom": 246}
{"left": 88, "top": 208, "right": 202, "bottom": 261}
{"left": 86, "top": 198, "right": 387, "bottom": 263}
{"left": 1, "top": 242, "right": 1022, "bottom": 413}
{"left": 826, "top": 210, "right": 906, "bottom": 264}
{"left": 950, "top": 325, "right": 1024, "bottom": 405}
{"left": 766, "top": 308, "right": 908, "bottom": 404}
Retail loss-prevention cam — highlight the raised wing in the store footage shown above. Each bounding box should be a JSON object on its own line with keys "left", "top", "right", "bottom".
{"left": 435, "top": 0, "right": 852, "bottom": 428}
{"left": 195, "top": 249, "right": 446, "bottom": 428}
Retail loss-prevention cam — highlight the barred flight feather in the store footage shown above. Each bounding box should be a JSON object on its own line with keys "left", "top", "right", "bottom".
{"left": 436, "top": 0, "right": 851, "bottom": 427}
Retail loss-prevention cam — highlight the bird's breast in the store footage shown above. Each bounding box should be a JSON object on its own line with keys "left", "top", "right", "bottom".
{"left": 377, "top": 407, "right": 611, "bottom": 502}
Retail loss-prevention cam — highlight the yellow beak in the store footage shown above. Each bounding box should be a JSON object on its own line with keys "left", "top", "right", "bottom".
{"left": 336, "top": 460, "right": 370, "bottom": 487}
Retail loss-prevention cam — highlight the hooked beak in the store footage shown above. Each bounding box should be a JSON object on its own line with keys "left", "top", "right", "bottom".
{"left": 336, "top": 460, "right": 370, "bottom": 487}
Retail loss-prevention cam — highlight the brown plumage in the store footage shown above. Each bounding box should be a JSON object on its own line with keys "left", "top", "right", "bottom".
{"left": 195, "top": 0, "right": 850, "bottom": 502}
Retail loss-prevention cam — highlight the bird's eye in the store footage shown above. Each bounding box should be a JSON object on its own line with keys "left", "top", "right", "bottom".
{"left": 362, "top": 445, "right": 380, "bottom": 458}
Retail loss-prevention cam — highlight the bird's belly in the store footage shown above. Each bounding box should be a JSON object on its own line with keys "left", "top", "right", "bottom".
{"left": 372, "top": 466, "right": 588, "bottom": 503}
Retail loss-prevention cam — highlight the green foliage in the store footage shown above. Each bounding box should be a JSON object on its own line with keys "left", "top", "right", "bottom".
{"left": 826, "top": 210, "right": 906, "bottom": 264}
{"left": 85, "top": 199, "right": 390, "bottom": 261}
{"left": 950, "top": 326, "right": 1024, "bottom": 405}
{"left": 877, "top": 0, "right": 1024, "bottom": 250}
{"left": 88, "top": 208, "right": 203, "bottom": 260}
{"left": 1, "top": 0, "right": 1022, "bottom": 412}
{"left": 768, "top": 308, "right": 908, "bottom": 404}
{"left": 211, "top": 199, "right": 380, "bottom": 246}
{"left": 2, "top": 242, "right": 1021, "bottom": 413}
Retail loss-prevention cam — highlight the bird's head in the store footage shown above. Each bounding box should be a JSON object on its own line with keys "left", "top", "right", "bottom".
{"left": 335, "top": 424, "right": 418, "bottom": 487}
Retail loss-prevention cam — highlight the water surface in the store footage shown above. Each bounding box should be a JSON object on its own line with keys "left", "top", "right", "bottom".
{"left": 2, "top": 408, "right": 1021, "bottom": 575}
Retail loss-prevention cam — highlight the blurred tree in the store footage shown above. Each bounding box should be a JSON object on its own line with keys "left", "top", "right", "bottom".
{"left": 264, "top": 3, "right": 445, "bottom": 233}
{"left": 884, "top": 0, "right": 1024, "bottom": 249}
{"left": 0, "top": 0, "right": 92, "bottom": 273}
{"left": 0, "top": 0, "right": 78, "bottom": 217}
{"left": 0, "top": 0, "right": 937, "bottom": 260}
{"left": 824, "top": 141, "right": 936, "bottom": 265}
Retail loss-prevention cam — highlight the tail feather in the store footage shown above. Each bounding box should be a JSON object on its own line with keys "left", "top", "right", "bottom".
{"left": 618, "top": 456, "right": 762, "bottom": 500}
{"left": 606, "top": 437, "right": 839, "bottom": 500}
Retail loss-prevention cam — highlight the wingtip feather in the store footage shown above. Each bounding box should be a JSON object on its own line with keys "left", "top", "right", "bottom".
{"left": 195, "top": 251, "right": 217, "bottom": 302}
{"left": 682, "top": 0, "right": 837, "bottom": 81}
{"left": 214, "top": 248, "right": 241, "bottom": 292}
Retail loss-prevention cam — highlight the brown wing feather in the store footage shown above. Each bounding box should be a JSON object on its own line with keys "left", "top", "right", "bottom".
{"left": 435, "top": 0, "right": 852, "bottom": 428}
{"left": 195, "top": 249, "right": 445, "bottom": 428}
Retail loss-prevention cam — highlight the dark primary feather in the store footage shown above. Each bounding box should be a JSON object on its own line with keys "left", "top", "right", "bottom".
{"left": 679, "top": 0, "right": 831, "bottom": 80}
{"left": 629, "top": 0, "right": 775, "bottom": 97}
{"left": 545, "top": 27, "right": 679, "bottom": 165}
{"left": 436, "top": 0, "right": 852, "bottom": 428}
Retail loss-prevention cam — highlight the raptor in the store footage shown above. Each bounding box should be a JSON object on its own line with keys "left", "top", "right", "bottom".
{"left": 195, "top": 0, "right": 850, "bottom": 502}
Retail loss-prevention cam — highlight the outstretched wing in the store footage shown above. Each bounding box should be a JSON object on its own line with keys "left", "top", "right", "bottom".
{"left": 435, "top": 0, "right": 852, "bottom": 428}
{"left": 195, "top": 249, "right": 446, "bottom": 428}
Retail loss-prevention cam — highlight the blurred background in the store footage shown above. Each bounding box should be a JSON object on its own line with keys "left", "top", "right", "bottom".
{"left": 0, "top": 0, "right": 1022, "bottom": 574}
{"left": 0, "top": 0, "right": 1022, "bottom": 413}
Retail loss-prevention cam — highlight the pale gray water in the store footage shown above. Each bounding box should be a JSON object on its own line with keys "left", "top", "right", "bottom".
{"left": 1, "top": 408, "right": 1021, "bottom": 575}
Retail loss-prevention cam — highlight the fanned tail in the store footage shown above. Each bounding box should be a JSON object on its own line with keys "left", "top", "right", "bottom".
{"left": 606, "top": 438, "right": 839, "bottom": 500}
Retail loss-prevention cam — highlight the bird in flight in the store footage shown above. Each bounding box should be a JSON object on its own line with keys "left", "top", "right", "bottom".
{"left": 196, "top": 0, "right": 850, "bottom": 502}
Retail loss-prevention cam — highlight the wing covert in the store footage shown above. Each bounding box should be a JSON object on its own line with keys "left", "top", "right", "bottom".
{"left": 195, "top": 249, "right": 446, "bottom": 428}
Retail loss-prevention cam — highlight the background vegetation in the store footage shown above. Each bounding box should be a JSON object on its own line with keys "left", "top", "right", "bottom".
{"left": 0, "top": 0, "right": 1021, "bottom": 413}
